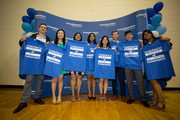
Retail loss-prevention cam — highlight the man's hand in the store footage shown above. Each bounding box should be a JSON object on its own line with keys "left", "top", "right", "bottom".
{"left": 20, "top": 36, "right": 27, "bottom": 42}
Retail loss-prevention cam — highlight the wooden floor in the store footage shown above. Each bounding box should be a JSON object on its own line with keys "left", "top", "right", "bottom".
{"left": 0, "top": 88, "right": 180, "bottom": 120}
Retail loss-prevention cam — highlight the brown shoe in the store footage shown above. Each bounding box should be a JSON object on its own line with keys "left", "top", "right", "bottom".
{"left": 71, "top": 96, "right": 76, "bottom": 102}
{"left": 111, "top": 95, "right": 117, "bottom": 101}
{"left": 56, "top": 96, "right": 61, "bottom": 104}
{"left": 103, "top": 94, "right": 107, "bottom": 102}
{"left": 99, "top": 94, "right": 103, "bottom": 102}
{"left": 52, "top": 97, "right": 57, "bottom": 105}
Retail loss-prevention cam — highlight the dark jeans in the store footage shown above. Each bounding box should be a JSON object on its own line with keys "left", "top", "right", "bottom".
{"left": 112, "top": 67, "right": 125, "bottom": 97}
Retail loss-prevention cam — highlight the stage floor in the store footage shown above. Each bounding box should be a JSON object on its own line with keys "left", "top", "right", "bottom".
{"left": 0, "top": 88, "right": 180, "bottom": 120}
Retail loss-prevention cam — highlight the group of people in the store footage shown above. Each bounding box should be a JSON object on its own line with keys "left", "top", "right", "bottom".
{"left": 13, "top": 23, "right": 175, "bottom": 114}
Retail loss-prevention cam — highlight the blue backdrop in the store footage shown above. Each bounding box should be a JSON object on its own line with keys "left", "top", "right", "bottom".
{"left": 31, "top": 9, "right": 152, "bottom": 100}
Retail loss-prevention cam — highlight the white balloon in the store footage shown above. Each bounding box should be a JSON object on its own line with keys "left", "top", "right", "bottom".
{"left": 26, "top": 32, "right": 38, "bottom": 37}
{"left": 152, "top": 31, "right": 159, "bottom": 38}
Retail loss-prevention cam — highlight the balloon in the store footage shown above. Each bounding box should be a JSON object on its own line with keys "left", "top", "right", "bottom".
{"left": 151, "top": 14, "right": 162, "bottom": 27}
{"left": 27, "top": 8, "right": 36, "bottom": 19}
{"left": 22, "top": 15, "right": 31, "bottom": 23}
{"left": 156, "top": 25, "right": 167, "bottom": 35}
{"left": 22, "top": 22, "right": 33, "bottom": 33}
{"left": 152, "top": 31, "right": 159, "bottom": 38}
{"left": 26, "top": 32, "right": 37, "bottom": 37}
{"left": 153, "top": 2, "right": 164, "bottom": 14}
{"left": 31, "top": 19, "right": 35, "bottom": 30}
{"left": 146, "top": 8, "right": 154, "bottom": 18}
{"left": 158, "top": 81, "right": 167, "bottom": 88}
{"left": 156, "top": 13, "right": 162, "bottom": 16}
{"left": 148, "top": 18, "right": 151, "bottom": 24}
{"left": 148, "top": 24, "right": 155, "bottom": 31}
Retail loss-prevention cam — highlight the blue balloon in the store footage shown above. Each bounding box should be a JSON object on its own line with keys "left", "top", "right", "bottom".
{"left": 31, "top": 19, "right": 35, "bottom": 30}
{"left": 146, "top": 8, "right": 154, "bottom": 18}
{"left": 148, "top": 24, "right": 154, "bottom": 31}
{"left": 158, "top": 81, "right": 167, "bottom": 88}
{"left": 153, "top": 2, "right": 164, "bottom": 14}
{"left": 22, "top": 22, "right": 33, "bottom": 33}
{"left": 27, "top": 8, "right": 36, "bottom": 19}
{"left": 151, "top": 14, "right": 162, "bottom": 27}
{"left": 22, "top": 15, "right": 31, "bottom": 23}
{"left": 148, "top": 18, "right": 151, "bottom": 24}
{"left": 156, "top": 25, "right": 167, "bottom": 35}
{"left": 156, "top": 13, "right": 162, "bottom": 16}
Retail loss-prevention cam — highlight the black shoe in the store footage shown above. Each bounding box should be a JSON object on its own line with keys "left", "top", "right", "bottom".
{"left": 88, "top": 96, "right": 92, "bottom": 99}
{"left": 34, "top": 98, "right": 45, "bottom": 104}
{"left": 142, "top": 101, "right": 150, "bottom": 108}
{"left": 13, "top": 103, "right": 27, "bottom": 114}
{"left": 92, "top": 97, "right": 96, "bottom": 100}
{"left": 127, "top": 99, "right": 135, "bottom": 104}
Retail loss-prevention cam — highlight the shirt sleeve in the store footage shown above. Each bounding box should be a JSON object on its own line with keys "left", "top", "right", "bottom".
{"left": 162, "top": 40, "right": 172, "bottom": 52}
{"left": 114, "top": 50, "right": 118, "bottom": 62}
{"left": 116, "top": 43, "right": 123, "bottom": 52}
{"left": 20, "top": 40, "right": 26, "bottom": 53}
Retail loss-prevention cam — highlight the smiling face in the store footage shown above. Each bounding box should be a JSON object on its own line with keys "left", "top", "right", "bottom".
{"left": 89, "top": 34, "right": 95, "bottom": 42}
{"left": 75, "top": 33, "right": 82, "bottom": 41}
{"left": 125, "top": 32, "right": 133, "bottom": 41}
{"left": 102, "top": 37, "right": 108, "bottom": 45}
{"left": 112, "top": 31, "right": 119, "bottom": 41}
{"left": 57, "top": 30, "right": 64, "bottom": 40}
{"left": 39, "top": 24, "right": 47, "bottom": 34}
{"left": 143, "top": 31, "right": 153, "bottom": 41}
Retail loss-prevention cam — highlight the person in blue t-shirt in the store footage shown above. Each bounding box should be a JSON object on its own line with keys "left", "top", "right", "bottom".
{"left": 51, "top": 29, "right": 67, "bottom": 104}
{"left": 117, "top": 30, "right": 150, "bottom": 108}
{"left": 95, "top": 36, "right": 111, "bottom": 102}
{"left": 142, "top": 30, "right": 175, "bottom": 109}
{"left": 14, "top": 23, "right": 50, "bottom": 114}
{"left": 110, "top": 30, "right": 126, "bottom": 101}
{"left": 68, "top": 32, "right": 84, "bottom": 102}
{"left": 86, "top": 33, "right": 99, "bottom": 100}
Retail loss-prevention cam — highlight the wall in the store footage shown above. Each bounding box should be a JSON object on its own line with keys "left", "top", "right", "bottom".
{"left": 0, "top": 0, "right": 179, "bottom": 87}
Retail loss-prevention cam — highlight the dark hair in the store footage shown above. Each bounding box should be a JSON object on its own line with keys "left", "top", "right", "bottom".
{"left": 87, "top": 33, "right": 97, "bottom": 44}
{"left": 124, "top": 30, "right": 132, "bottom": 36}
{"left": 73, "top": 32, "right": 82, "bottom": 41}
{"left": 39, "top": 23, "right": 47, "bottom": 30}
{"left": 100, "top": 36, "right": 110, "bottom": 48}
{"left": 54, "top": 29, "right": 66, "bottom": 45}
{"left": 142, "top": 29, "right": 156, "bottom": 41}
{"left": 111, "top": 30, "right": 118, "bottom": 35}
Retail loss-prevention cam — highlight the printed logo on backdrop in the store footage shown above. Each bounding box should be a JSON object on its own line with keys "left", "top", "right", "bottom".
{"left": 99, "top": 22, "right": 116, "bottom": 27}
{"left": 35, "top": 15, "right": 46, "bottom": 20}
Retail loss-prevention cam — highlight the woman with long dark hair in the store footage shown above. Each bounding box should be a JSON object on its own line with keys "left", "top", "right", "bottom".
{"left": 69, "top": 32, "right": 84, "bottom": 102}
{"left": 51, "top": 29, "right": 67, "bottom": 104}
{"left": 142, "top": 30, "right": 175, "bottom": 109}
{"left": 86, "top": 33, "right": 99, "bottom": 100}
{"left": 98, "top": 36, "right": 110, "bottom": 101}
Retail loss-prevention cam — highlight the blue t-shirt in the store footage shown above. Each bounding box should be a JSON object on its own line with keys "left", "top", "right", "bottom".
{"left": 44, "top": 42, "right": 65, "bottom": 78}
{"left": 63, "top": 40, "right": 89, "bottom": 72}
{"left": 19, "top": 37, "right": 45, "bottom": 75}
{"left": 117, "top": 40, "right": 142, "bottom": 70}
{"left": 94, "top": 48, "right": 117, "bottom": 79}
{"left": 110, "top": 40, "right": 121, "bottom": 67}
{"left": 141, "top": 40, "right": 176, "bottom": 80}
{"left": 86, "top": 43, "right": 97, "bottom": 71}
